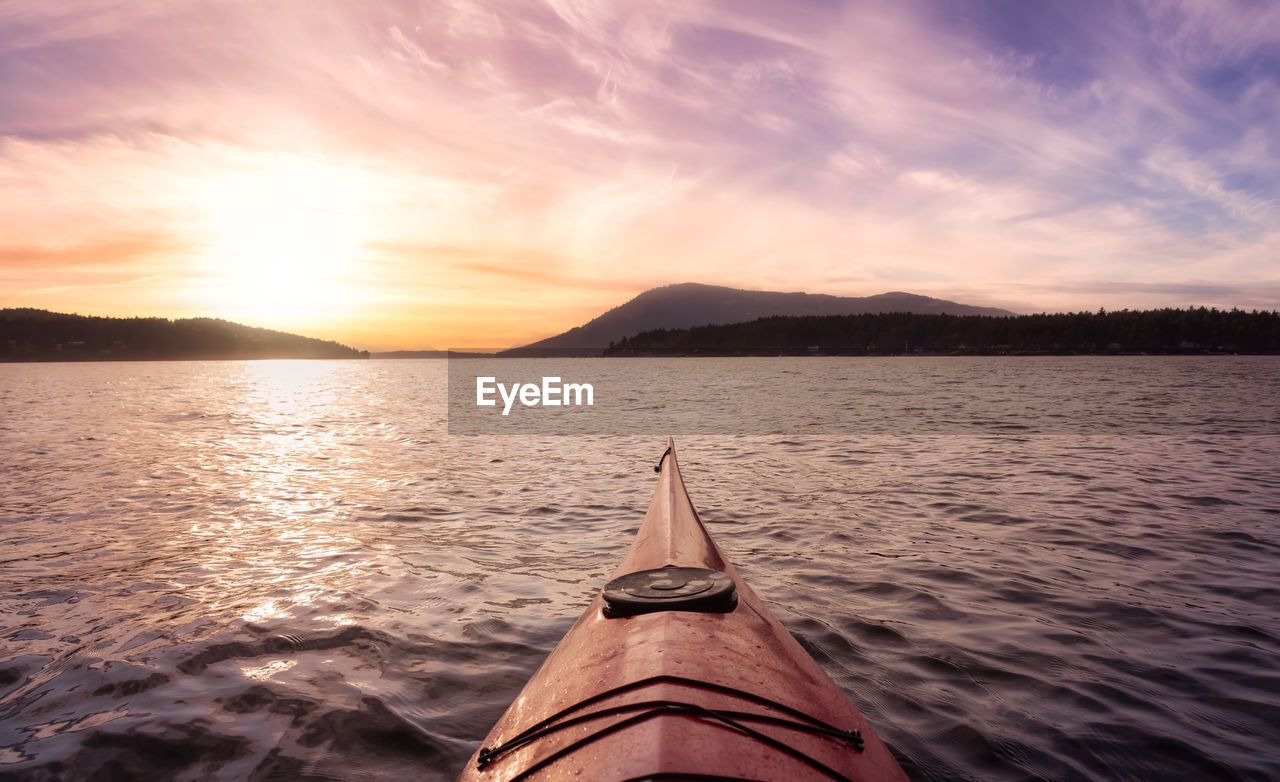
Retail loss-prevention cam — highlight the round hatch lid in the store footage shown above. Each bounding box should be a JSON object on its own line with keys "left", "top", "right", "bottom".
{"left": 602, "top": 567, "right": 737, "bottom": 618}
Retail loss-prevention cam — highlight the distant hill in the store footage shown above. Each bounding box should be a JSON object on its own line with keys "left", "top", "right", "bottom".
{"left": 1, "top": 309, "right": 368, "bottom": 362}
{"left": 603, "top": 308, "right": 1280, "bottom": 356}
{"left": 371, "top": 350, "right": 493, "bottom": 359}
{"left": 371, "top": 350, "right": 450, "bottom": 359}
{"left": 503, "top": 283, "right": 1014, "bottom": 355}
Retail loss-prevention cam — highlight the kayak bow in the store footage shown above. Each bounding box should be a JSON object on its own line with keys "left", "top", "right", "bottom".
{"left": 458, "top": 439, "right": 907, "bottom": 781}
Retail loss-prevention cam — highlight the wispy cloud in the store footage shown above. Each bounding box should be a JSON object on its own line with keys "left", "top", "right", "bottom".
{"left": 0, "top": 233, "right": 189, "bottom": 269}
{"left": 1, "top": 0, "right": 1277, "bottom": 347}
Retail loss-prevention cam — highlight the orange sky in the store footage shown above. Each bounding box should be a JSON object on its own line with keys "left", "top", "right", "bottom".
{"left": 2, "top": 1, "right": 1278, "bottom": 350}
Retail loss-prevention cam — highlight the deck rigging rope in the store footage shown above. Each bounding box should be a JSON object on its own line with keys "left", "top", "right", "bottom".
{"left": 475, "top": 675, "right": 864, "bottom": 781}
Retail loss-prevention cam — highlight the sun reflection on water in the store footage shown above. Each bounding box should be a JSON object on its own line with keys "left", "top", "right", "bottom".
{"left": 183, "top": 360, "right": 375, "bottom": 628}
{"left": 241, "top": 660, "right": 297, "bottom": 681}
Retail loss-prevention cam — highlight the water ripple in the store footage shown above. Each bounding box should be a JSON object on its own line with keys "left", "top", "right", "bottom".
{"left": 1, "top": 359, "right": 1278, "bottom": 780}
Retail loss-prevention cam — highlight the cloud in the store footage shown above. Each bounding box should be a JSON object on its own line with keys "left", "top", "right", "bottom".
{"left": 0, "top": 233, "right": 190, "bottom": 269}
{"left": 1, "top": 0, "right": 1278, "bottom": 347}
{"left": 385, "top": 26, "right": 448, "bottom": 72}
{"left": 368, "top": 242, "right": 644, "bottom": 292}
{"left": 1007, "top": 278, "right": 1280, "bottom": 312}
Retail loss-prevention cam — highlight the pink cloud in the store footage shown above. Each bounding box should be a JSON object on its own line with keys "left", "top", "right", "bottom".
{"left": 2, "top": 0, "right": 1278, "bottom": 348}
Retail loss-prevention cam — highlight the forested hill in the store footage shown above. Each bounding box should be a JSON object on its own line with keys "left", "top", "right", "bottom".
{"left": 1, "top": 309, "right": 368, "bottom": 361}
{"left": 603, "top": 308, "right": 1280, "bottom": 356}
{"left": 506, "top": 282, "right": 1013, "bottom": 355}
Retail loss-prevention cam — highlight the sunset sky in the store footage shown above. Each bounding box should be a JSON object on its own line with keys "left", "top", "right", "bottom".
{"left": 2, "top": 1, "right": 1278, "bottom": 350}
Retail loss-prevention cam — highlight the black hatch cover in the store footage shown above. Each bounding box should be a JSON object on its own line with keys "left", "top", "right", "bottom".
{"left": 602, "top": 566, "right": 737, "bottom": 618}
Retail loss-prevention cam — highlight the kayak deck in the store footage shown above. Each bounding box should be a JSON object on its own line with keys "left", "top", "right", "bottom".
{"left": 458, "top": 439, "right": 907, "bottom": 781}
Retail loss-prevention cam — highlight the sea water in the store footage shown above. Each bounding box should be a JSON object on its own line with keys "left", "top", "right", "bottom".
{"left": 1, "top": 357, "right": 1277, "bottom": 780}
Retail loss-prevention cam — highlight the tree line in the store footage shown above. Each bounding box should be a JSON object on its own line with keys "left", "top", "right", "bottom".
{"left": 603, "top": 307, "right": 1280, "bottom": 356}
{"left": 1, "top": 309, "right": 369, "bottom": 361}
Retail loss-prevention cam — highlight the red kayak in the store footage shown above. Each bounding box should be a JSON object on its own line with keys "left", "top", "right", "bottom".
{"left": 458, "top": 439, "right": 908, "bottom": 781}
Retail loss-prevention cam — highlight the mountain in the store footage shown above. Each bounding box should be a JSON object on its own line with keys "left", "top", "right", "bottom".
{"left": 1, "top": 309, "right": 368, "bottom": 361}
{"left": 504, "top": 283, "right": 1014, "bottom": 355}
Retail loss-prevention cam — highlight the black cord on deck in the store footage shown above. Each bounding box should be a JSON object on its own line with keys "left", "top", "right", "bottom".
{"left": 654, "top": 446, "right": 672, "bottom": 473}
{"left": 475, "top": 675, "right": 864, "bottom": 780}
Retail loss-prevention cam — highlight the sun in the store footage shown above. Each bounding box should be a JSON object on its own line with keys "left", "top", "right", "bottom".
{"left": 191, "top": 160, "right": 372, "bottom": 330}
